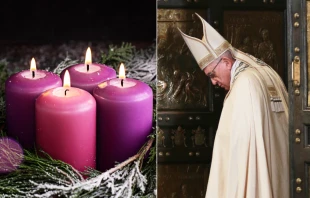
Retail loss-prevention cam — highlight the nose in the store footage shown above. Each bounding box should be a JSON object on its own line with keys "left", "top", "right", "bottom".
{"left": 211, "top": 78, "right": 217, "bottom": 85}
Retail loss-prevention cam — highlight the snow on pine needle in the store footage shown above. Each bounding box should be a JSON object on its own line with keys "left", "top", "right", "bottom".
{"left": 125, "top": 43, "right": 156, "bottom": 84}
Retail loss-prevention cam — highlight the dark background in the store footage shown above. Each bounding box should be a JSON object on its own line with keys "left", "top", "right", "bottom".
{"left": 0, "top": 0, "right": 156, "bottom": 44}
{"left": 0, "top": 0, "right": 156, "bottom": 70}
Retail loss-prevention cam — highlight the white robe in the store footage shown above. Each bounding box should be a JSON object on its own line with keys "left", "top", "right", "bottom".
{"left": 205, "top": 61, "right": 289, "bottom": 198}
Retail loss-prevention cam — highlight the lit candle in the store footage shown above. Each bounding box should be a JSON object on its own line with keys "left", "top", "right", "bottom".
{"left": 60, "top": 47, "right": 117, "bottom": 94}
{"left": 35, "top": 70, "right": 97, "bottom": 172}
{"left": 93, "top": 63, "right": 153, "bottom": 172}
{"left": 5, "top": 58, "right": 62, "bottom": 149}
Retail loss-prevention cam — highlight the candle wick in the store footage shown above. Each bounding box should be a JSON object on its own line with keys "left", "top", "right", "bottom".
{"left": 32, "top": 71, "right": 35, "bottom": 78}
{"left": 121, "top": 79, "right": 123, "bottom": 87}
{"left": 65, "top": 89, "right": 70, "bottom": 96}
{"left": 87, "top": 64, "right": 89, "bottom": 72}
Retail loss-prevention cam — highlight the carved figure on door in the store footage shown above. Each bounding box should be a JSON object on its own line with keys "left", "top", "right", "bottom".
{"left": 157, "top": 127, "right": 166, "bottom": 147}
{"left": 238, "top": 36, "right": 254, "bottom": 55}
{"left": 257, "top": 28, "right": 278, "bottom": 71}
{"left": 171, "top": 126, "right": 187, "bottom": 147}
{"left": 191, "top": 126, "right": 208, "bottom": 147}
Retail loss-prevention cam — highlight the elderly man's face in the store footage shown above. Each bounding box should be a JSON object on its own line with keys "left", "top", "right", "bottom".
{"left": 203, "top": 57, "right": 232, "bottom": 90}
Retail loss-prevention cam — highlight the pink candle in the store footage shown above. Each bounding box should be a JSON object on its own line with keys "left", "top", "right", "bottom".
{"left": 35, "top": 70, "right": 96, "bottom": 172}
{"left": 93, "top": 63, "right": 153, "bottom": 172}
{"left": 5, "top": 58, "right": 62, "bottom": 149}
{"left": 60, "top": 47, "right": 116, "bottom": 94}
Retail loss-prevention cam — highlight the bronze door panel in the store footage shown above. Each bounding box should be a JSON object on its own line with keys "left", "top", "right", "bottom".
{"left": 157, "top": 9, "right": 214, "bottom": 111}
{"left": 223, "top": 10, "right": 285, "bottom": 81}
{"left": 157, "top": 163, "right": 210, "bottom": 198}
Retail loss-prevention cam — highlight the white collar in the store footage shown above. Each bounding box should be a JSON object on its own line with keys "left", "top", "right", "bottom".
{"left": 230, "top": 60, "right": 241, "bottom": 85}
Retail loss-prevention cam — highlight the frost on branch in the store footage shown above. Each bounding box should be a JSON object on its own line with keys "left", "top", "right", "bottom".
{"left": 125, "top": 43, "right": 156, "bottom": 84}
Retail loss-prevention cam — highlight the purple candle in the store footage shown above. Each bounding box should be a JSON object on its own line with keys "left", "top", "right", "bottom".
{"left": 60, "top": 47, "right": 116, "bottom": 94}
{"left": 5, "top": 58, "right": 62, "bottom": 149}
{"left": 93, "top": 63, "right": 153, "bottom": 172}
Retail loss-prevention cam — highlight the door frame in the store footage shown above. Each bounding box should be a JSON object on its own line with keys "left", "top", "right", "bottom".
{"left": 288, "top": 0, "right": 310, "bottom": 197}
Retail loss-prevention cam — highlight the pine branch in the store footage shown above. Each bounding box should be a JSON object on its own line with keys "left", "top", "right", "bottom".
{"left": 125, "top": 43, "right": 156, "bottom": 83}
{"left": 133, "top": 136, "right": 156, "bottom": 198}
{"left": 100, "top": 42, "right": 135, "bottom": 71}
{"left": 111, "top": 138, "right": 153, "bottom": 175}
{"left": 0, "top": 97, "right": 5, "bottom": 128}
{"left": 52, "top": 55, "right": 79, "bottom": 75}
{"left": 0, "top": 59, "right": 21, "bottom": 129}
{"left": 0, "top": 137, "right": 155, "bottom": 198}
{"left": 0, "top": 59, "right": 9, "bottom": 126}
{"left": 0, "top": 150, "right": 84, "bottom": 197}
{"left": 0, "top": 59, "right": 9, "bottom": 99}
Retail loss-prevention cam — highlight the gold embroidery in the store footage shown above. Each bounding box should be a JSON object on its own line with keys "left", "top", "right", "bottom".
{"left": 231, "top": 63, "right": 249, "bottom": 84}
{"left": 199, "top": 42, "right": 231, "bottom": 69}
{"left": 214, "top": 41, "right": 231, "bottom": 56}
{"left": 268, "top": 86, "right": 278, "bottom": 98}
{"left": 198, "top": 53, "right": 215, "bottom": 69}
{"left": 267, "top": 86, "right": 283, "bottom": 112}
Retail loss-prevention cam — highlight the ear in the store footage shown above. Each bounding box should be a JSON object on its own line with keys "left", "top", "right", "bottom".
{"left": 221, "top": 57, "right": 233, "bottom": 70}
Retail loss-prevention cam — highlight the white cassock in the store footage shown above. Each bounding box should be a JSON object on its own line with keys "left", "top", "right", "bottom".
{"left": 205, "top": 60, "right": 289, "bottom": 198}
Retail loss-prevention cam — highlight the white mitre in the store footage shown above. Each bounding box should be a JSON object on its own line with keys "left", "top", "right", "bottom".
{"left": 177, "top": 13, "right": 257, "bottom": 70}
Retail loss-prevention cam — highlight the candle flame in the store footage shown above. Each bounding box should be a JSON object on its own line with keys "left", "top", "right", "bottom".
{"left": 85, "top": 47, "right": 92, "bottom": 65}
{"left": 63, "top": 70, "right": 71, "bottom": 87}
{"left": 119, "top": 63, "right": 126, "bottom": 79}
{"left": 30, "top": 58, "right": 36, "bottom": 71}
